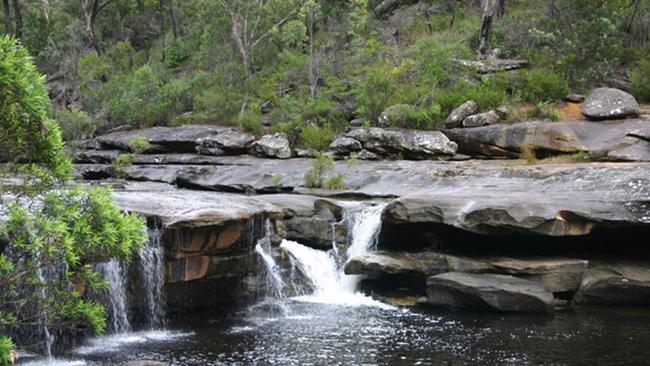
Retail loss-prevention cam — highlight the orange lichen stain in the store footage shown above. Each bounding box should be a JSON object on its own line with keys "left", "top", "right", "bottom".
{"left": 558, "top": 102, "right": 584, "bottom": 121}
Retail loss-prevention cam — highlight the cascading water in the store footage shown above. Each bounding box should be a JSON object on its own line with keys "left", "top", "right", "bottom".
{"left": 278, "top": 202, "right": 392, "bottom": 308}
{"left": 96, "top": 259, "right": 131, "bottom": 333}
{"left": 254, "top": 220, "right": 285, "bottom": 299}
{"left": 138, "top": 225, "right": 167, "bottom": 329}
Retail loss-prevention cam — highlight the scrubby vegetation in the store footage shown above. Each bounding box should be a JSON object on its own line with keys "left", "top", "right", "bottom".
{"left": 0, "top": 35, "right": 147, "bottom": 357}
{"left": 0, "top": 0, "right": 646, "bottom": 148}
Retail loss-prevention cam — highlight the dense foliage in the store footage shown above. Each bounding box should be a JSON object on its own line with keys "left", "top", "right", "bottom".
{"left": 0, "top": 36, "right": 147, "bottom": 357}
{"left": 1, "top": 1, "right": 647, "bottom": 149}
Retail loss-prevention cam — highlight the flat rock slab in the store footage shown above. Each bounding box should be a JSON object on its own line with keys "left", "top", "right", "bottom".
{"left": 112, "top": 182, "right": 283, "bottom": 228}
{"left": 383, "top": 162, "right": 650, "bottom": 236}
{"left": 345, "top": 251, "right": 588, "bottom": 292}
{"left": 575, "top": 261, "right": 650, "bottom": 305}
{"left": 443, "top": 119, "right": 650, "bottom": 162}
{"left": 426, "top": 272, "right": 555, "bottom": 313}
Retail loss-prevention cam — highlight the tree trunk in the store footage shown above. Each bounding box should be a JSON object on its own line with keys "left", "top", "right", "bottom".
{"left": 2, "top": 0, "right": 12, "bottom": 35}
{"left": 168, "top": 0, "right": 179, "bottom": 39}
{"left": 230, "top": 12, "right": 253, "bottom": 78}
{"left": 478, "top": 0, "right": 498, "bottom": 58}
{"left": 159, "top": 0, "right": 166, "bottom": 61}
{"left": 12, "top": 0, "right": 21, "bottom": 38}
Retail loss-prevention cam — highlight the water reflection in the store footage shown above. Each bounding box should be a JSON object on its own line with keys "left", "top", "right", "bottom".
{"left": 62, "top": 302, "right": 650, "bottom": 366}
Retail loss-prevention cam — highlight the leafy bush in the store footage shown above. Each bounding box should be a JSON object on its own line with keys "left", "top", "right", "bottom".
{"left": 239, "top": 112, "right": 263, "bottom": 135}
{"left": 437, "top": 78, "right": 508, "bottom": 117}
{"left": 55, "top": 106, "right": 95, "bottom": 141}
{"left": 324, "top": 173, "right": 346, "bottom": 189}
{"left": 0, "top": 37, "right": 147, "bottom": 345}
{"left": 356, "top": 63, "right": 396, "bottom": 123}
{"left": 112, "top": 153, "right": 136, "bottom": 178}
{"left": 299, "top": 124, "right": 336, "bottom": 150}
{"left": 166, "top": 40, "right": 190, "bottom": 69}
{"left": 128, "top": 136, "right": 151, "bottom": 153}
{"left": 630, "top": 60, "right": 650, "bottom": 102}
{"left": 518, "top": 70, "right": 570, "bottom": 103}
{"left": 0, "top": 337, "right": 13, "bottom": 366}
{"left": 304, "top": 153, "right": 335, "bottom": 188}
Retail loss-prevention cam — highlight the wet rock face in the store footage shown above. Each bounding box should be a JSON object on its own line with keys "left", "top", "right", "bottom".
{"left": 252, "top": 133, "right": 293, "bottom": 159}
{"left": 443, "top": 119, "right": 650, "bottom": 162}
{"left": 575, "top": 261, "right": 650, "bottom": 305}
{"left": 444, "top": 101, "right": 479, "bottom": 129}
{"left": 582, "top": 88, "right": 640, "bottom": 120}
{"left": 426, "top": 272, "right": 555, "bottom": 314}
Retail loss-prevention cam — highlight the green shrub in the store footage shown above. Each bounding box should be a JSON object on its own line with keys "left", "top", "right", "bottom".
{"left": 356, "top": 63, "right": 397, "bottom": 123}
{"left": 299, "top": 124, "right": 336, "bottom": 150}
{"left": 56, "top": 106, "right": 95, "bottom": 141}
{"left": 112, "top": 153, "right": 136, "bottom": 178}
{"left": 239, "top": 112, "right": 263, "bottom": 135}
{"left": 304, "top": 153, "right": 335, "bottom": 188}
{"left": 166, "top": 40, "right": 190, "bottom": 68}
{"left": 128, "top": 136, "right": 151, "bottom": 153}
{"left": 194, "top": 85, "right": 244, "bottom": 124}
{"left": 630, "top": 60, "right": 650, "bottom": 102}
{"left": 437, "top": 78, "right": 508, "bottom": 117}
{"left": 324, "top": 173, "right": 345, "bottom": 189}
{"left": 518, "top": 70, "right": 570, "bottom": 103}
{"left": 0, "top": 337, "right": 13, "bottom": 366}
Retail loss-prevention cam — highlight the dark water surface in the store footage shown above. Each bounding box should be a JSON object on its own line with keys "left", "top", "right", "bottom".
{"left": 37, "top": 300, "right": 650, "bottom": 366}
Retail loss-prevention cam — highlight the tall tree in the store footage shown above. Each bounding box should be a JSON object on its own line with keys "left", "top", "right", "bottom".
{"left": 215, "top": 0, "right": 301, "bottom": 78}
{"left": 478, "top": 0, "right": 499, "bottom": 58}
{"left": 2, "top": 0, "right": 11, "bottom": 35}
{"left": 81, "top": 0, "right": 115, "bottom": 55}
{"left": 11, "top": 0, "right": 21, "bottom": 38}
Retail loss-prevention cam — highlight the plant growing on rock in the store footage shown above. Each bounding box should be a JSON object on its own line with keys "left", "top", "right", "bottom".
{"left": 128, "top": 136, "right": 151, "bottom": 153}
{"left": 0, "top": 37, "right": 147, "bottom": 352}
{"left": 304, "top": 153, "right": 335, "bottom": 188}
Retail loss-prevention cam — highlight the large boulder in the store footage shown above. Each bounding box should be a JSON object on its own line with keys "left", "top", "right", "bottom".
{"left": 252, "top": 133, "right": 293, "bottom": 159}
{"left": 345, "top": 251, "right": 588, "bottom": 292}
{"left": 582, "top": 88, "right": 640, "bottom": 120}
{"left": 341, "top": 128, "right": 457, "bottom": 159}
{"left": 329, "top": 137, "right": 363, "bottom": 155}
{"left": 426, "top": 272, "right": 555, "bottom": 313}
{"left": 574, "top": 261, "right": 650, "bottom": 305}
{"left": 410, "top": 131, "right": 458, "bottom": 157}
{"left": 443, "top": 119, "right": 650, "bottom": 162}
{"left": 444, "top": 101, "right": 479, "bottom": 129}
{"left": 462, "top": 111, "right": 500, "bottom": 128}
{"left": 196, "top": 129, "right": 256, "bottom": 155}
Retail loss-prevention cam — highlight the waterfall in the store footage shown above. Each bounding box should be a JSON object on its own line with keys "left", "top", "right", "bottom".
{"left": 138, "top": 225, "right": 167, "bottom": 329}
{"left": 278, "top": 203, "right": 392, "bottom": 308}
{"left": 341, "top": 204, "right": 387, "bottom": 291}
{"left": 96, "top": 259, "right": 131, "bottom": 333}
{"left": 254, "top": 220, "right": 285, "bottom": 299}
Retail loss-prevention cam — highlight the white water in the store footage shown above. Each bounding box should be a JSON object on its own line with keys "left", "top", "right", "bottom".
{"left": 73, "top": 330, "right": 191, "bottom": 356}
{"left": 278, "top": 203, "right": 393, "bottom": 309}
{"left": 341, "top": 204, "right": 387, "bottom": 291}
{"left": 255, "top": 220, "right": 285, "bottom": 299}
{"left": 138, "top": 226, "right": 167, "bottom": 329}
{"left": 96, "top": 259, "right": 131, "bottom": 333}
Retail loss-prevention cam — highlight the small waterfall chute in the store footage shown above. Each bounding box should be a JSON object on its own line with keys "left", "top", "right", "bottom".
{"left": 138, "top": 225, "right": 167, "bottom": 329}
{"left": 96, "top": 259, "right": 131, "bottom": 334}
